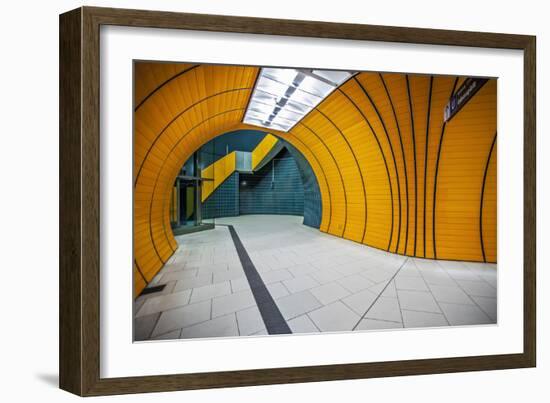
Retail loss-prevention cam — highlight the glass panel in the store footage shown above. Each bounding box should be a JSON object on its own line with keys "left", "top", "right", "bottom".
{"left": 312, "top": 69, "right": 353, "bottom": 85}
{"left": 297, "top": 75, "right": 334, "bottom": 98}
{"left": 289, "top": 89, "right": 322, "bottom": 107}
{"left": 262, "top": 67, "right": 299, "bottom": 86}
{"left": 179, "top": 180, "right": 197, "bottom": 226}
{"left": 244, "top": 68, "right": 355, "bottom": 132}
{"left": 256, "top": 77, "right": 288, "bottom": 97}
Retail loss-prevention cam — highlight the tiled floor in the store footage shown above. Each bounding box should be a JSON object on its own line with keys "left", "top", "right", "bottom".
{"left": 134, "top": 215, "right": 497, "bottom": 341}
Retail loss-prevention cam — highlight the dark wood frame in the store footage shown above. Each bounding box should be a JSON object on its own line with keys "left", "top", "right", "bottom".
{"left": 59, "top": 6, "right": 536, "bottom": 396}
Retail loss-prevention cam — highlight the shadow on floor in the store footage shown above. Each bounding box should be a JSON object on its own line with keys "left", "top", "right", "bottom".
{"left": 35, "top": 373, "right": 58, "bottom": 388}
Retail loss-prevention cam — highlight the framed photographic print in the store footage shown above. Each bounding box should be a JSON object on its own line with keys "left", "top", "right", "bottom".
{"left": 59, "top": 6, "right": 536, "bottom": 396}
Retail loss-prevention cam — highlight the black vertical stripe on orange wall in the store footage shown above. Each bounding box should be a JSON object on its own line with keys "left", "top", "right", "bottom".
{"left": 379, "top": 74, "right": 410, "bottom": 256}
{"left": 405, "top": 75, "right": 418, "bottom": 257}
{"left": 299, "top": 121, "right": 348, "bottom": 237}
{"left": 423, "top": 76, "right": 434, "bottom": 258}
{"left": 243, "top": 68, "right": 261, "bottom": 115}
{"left": 432, "top": 77, "right": 459, "bottom": 259}
{"left": 161, "top": 196, "right": 176, "bottom": 253}
{"left": 283, "top": 132, "right": 333, "bottom": 233}
{"left": 338, "top": 87, "right": 395, "bottom": 251}
{"left": 134, "top": 87, "right": 253, "bottom": 187}
{"left": 354, "top": 77, "right": 402, "bottom": 254}
{"left": 479, "top": 132, "right": 497, "bottom": 263}
{"left": 135, "top": 88, "right": 253, "bottom": 256}
{"left": 315, "top": 107, "right": 368, "bottom": 243}
{"left": 152, "top": 108, "right": 247, "bottom": 263}
{"left": 134, "top": 64, "right": 199, "bottom": 111}
{"left": 134, "top": 259, "right": 148, "bottom": 286}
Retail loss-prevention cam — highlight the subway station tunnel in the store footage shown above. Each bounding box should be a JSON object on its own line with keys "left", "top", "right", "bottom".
{"left": 133, "top": 63, "right": 497, "bottom": 340}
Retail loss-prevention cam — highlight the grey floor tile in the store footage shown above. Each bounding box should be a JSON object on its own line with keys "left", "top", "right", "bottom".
{"left": 134, "top": 297, "right": 146, "bottom": 314}
{"left": 437, "top": 260, "right": 468, "bottom": 270}
{"left": 309, "top": 269, "right": 345, "bottom": 284}
{"left": 310, "top": 282, "right": 351, "bottom": 305}
{"left": 211, "top": 290, "right": 256, "bottom": 318}
{"left": 395, "top": 276, "right": 429, "bottom": 291}
{"left": 135, "top": 280, "right": 177, "bottom": 301}
{"left": 288, "top": 314, "right": 320, "bottom": 334}
{"left": 134, "top": 312, "right": 161, "bottom": 341}
{"left": 275, "top": 290, "right": 322, "bottom": 320}
{"left": 189, "top": 281, "right": 231, "bottom": 303}
{"left": 471, "top": 296, "right": 497, "bottom": 321}
{"left": 396, "top": 260, "right": 421, "bottom": 277}
{"left": 355, "top": 318, "right": 403, "bottom": 331}
{"left": 213, "top": 268, "right": 245, "bottom": 283}
{"left": 180, "top": 314, "right": 239, "bottom": 339}
{"left": 135, "top": 289, "right": 192, "bottom": 318}
{"left": 365, "top": 297, "right": 402, "bottom": 323}
{"left": 402, "top": 310, "right": 448, "bottom": 328}
{"left": 152, "top": 300, "right": 211, "bottom": 337}
{"left": 397, "top": 290, "right": 441, "bottom": 313}
{"left": 308, "top": 301, "right": 360, "bottom": 332}
{"left": 341, "top": 288, "right": 378, "bottom": 315}
{"left": 478, "top": 272, "right": 497, "bottom": 288}
{"left": 173, "top": 274, "right": 213, "bottom": 292}
{"left": 150, "top": 216, "right": 498, "bottom": 339}
{"left": 266, "top": 282, "right": 290, "bottom": 299}
{"left": 286, "top": 263, "right": 317, "bottom": 277}
{"left": 428, "top": 284, "right": 474, "bottom": 305}
{"left": 151, "top": 329, "right": 181, "bottom": 340}
{"left": 236, "top": 306, "right": 265, "bottom": 336}
{"left": 260, "top": 268, "right": 293, "bottom": 284}
{"left": 282, "top": 275, "right": 320, "bottom": 294}
{"left": 362, "top": 268, "right": 393, "bottom": 283}
{"left": 160, "top": 269, "right": 199, "bottom": 283}
{"left": 368, "top": 281, "right": 390, "bottom": 296}
{"left": 267, "top": 258, "right": 295, "bottom": 270}
{"left": 332, "top": 262, "right": 365, "bottom": 276}
{"left": 411, "top": 258, "right": 441, "bottom": 271}
{"left": 456, "top": 279, "right": 497, "bottom": 298}
{"left": 194, "top": 263, "right": 230, "bottom": 276}
{"left": 443, "top": 267, "right": 481, "bottom": 281}
{"left": 421, "top": 271, "right": 456, "bottom": 286}
{"left": 337, "top": 274, "right": 375, "bottom": 293}
{"left": 230, "top": 277, "right": 251, "bottom": 292}
{"left": 438, "top": 302, "right": 494, "bottom": 326}
{"left": 380, "top": 280, "right": 397, "bottom": 298}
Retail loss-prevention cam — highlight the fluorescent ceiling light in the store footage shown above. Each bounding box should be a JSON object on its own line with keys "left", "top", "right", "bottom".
{"left": 243, "top": 68, "right": 355, "bottom": 132}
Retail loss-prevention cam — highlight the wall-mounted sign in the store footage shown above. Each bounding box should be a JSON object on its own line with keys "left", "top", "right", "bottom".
{"left": 444, "top": 77, "right": 489, "bottom": 122}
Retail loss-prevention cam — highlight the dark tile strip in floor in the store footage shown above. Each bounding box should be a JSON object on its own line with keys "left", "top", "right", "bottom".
{"left": 139, "top": 284, "right": 166, "bottom": 296}
{"left": 223, "top": 224, "right": 292, "bottom": 335}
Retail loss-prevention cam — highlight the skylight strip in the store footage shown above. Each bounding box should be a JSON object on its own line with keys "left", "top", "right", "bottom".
{"left": 243, "top": 67, "right": 355, "bottom": 132}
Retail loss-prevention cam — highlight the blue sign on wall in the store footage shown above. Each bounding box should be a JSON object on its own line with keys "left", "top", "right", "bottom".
{"left": 444, "top": 77, "right": 489, "bottom": 122}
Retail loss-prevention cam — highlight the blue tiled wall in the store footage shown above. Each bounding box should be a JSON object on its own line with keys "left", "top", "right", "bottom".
{"left": 283, "top": 142, "right": 322, "bottom": 228}
{"left": 202, "top": 172, "right": 239, "bottom": 219}
{"left": 200, "top": 141, "right": 322, "bottom": 228}
{"left": 239, "top": 148, "right": 304, "bottom": 216}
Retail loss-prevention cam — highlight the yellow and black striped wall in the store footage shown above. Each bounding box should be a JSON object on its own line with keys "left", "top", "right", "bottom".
{"left": 133, "top": 62, "right": 497, "bottom": 296}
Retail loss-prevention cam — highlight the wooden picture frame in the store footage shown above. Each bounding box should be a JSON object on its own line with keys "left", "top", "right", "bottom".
{"left": 59, "top": 6, "right": 536, "bottom": 396}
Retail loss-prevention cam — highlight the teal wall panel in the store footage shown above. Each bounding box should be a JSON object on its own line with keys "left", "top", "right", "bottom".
{"left": 239, "top": 148, "right": 304, "bottom": 216}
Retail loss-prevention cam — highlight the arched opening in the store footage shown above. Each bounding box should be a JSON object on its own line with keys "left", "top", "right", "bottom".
{"left": 133, "top": 62, "right": 497, "bottom": 340}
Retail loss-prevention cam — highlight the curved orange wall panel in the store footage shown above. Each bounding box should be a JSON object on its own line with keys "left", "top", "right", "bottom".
{"left": 134, "top": 63, "right": 497, "bottom": 296}
{"left": 134, "top": 63, "right": 259, "bottom": 294}
{"left": 481, "top": 138, "right": 497, "bottom": 263}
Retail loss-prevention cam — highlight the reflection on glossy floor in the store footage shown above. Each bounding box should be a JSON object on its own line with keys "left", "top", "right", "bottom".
{"left": 134, "top": 215, "right": 497, "bottom": 341}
